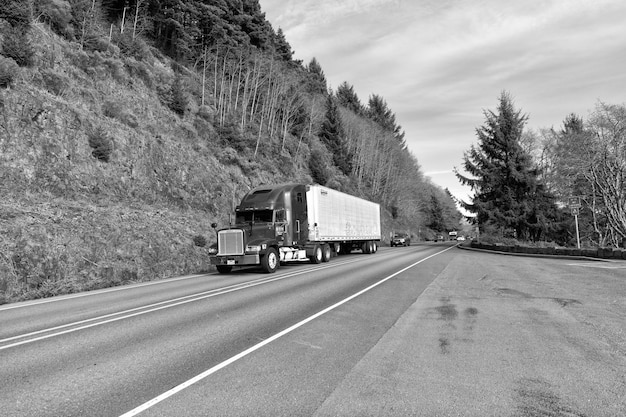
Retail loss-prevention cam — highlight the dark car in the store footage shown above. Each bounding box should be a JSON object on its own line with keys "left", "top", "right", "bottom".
{"left": 391, "top": 234, "right": 411, "bottom": 247}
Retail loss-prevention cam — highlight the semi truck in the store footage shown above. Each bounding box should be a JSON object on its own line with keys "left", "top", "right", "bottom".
{"left": 209, "top": 183, "right": 381, "bottom": 273}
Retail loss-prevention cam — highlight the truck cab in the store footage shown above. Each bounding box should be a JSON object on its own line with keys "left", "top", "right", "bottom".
{"left": 209, "top": 184, "right": 311, "bottom": 273}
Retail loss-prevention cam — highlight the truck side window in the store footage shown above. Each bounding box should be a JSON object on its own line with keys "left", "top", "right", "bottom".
{"left": 276, "top": 209, "right": 285, "bottom": 222}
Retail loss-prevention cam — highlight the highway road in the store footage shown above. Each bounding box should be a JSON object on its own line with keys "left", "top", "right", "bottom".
{"left": 2, "top": 243, "right": 625, "bottom": 416}
{"left": 0, "top": 243, "right": 457, "bottom": 416}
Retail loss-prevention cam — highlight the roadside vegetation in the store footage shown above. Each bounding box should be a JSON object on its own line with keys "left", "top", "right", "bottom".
{"left": 0, "top": 0, "right": 460, "bottom": 304}
{"left": 456, "top": 92, "right": 626, "bottom": 249}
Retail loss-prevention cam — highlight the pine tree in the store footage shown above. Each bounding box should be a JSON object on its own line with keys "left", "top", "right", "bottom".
{"left": 319, "top": 95, "right": 352, "bottom": 175}
{"left": 366, "top": 94, "right": 405, "bottom": 147}
{"left": 336, "top": 81, "right": 363, "bottom": 114}
{"left": 273, "top": 28, "right": 293, "bottom": 61}
{"left": 305, "top": 57, "right": 327, "bottom": 95}
{"left": 456, "top": 91, "right": 557, "bottom": 240}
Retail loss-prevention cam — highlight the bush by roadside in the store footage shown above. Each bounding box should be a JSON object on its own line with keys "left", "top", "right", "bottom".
{"left": 468, "top": 240, "right": 626, "bottom": 260}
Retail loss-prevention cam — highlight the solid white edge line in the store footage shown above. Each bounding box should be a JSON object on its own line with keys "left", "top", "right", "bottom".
{"left": 119, "top": 245, "right": 456, "bottom": 417}
{"left": 0, "top": 258, "right": 365, "bottom": 350}
{"left": 0, "top": 274, "right": 207, "bottom": 311}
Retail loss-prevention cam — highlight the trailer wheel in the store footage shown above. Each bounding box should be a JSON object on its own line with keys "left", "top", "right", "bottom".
{"left": 310, "top": 245, "right": 323, "bottom": 264}
{"left": 261, "top": 248, "right": 279, "bottom": 273}
{"left": 362, "top": 241, "right": 372, "bottom": 254}
{"left": 322, "top": 244, "right": 332, "bottom": 262}
{"left": 372, "top": 242, "right": 378, "bottom": 253}
{"left": 216, "top": 265, "right": 233, "bottom": 274}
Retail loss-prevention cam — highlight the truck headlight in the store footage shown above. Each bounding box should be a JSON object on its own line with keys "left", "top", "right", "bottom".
{"left": 246, "top": 245, "right": 261, "bottom": 253}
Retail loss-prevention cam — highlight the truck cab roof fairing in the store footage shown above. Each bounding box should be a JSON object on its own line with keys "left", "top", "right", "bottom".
{"left": 237, "top": 184, "right": 306, "bottom": 211}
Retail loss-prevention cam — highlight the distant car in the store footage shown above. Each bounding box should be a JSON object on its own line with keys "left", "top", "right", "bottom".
{"left": 434, "top": 235, "right": 444, "bottom": 242}
{"left": 457, "top": 236, "right": 466, "bottom": 241}
{"left": 391, "top": 235, "right": 411, "bottom": 247}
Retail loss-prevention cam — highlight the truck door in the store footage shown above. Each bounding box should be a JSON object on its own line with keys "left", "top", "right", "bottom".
{"left": 290, "top": 185, "right": 308, "bottom": 245}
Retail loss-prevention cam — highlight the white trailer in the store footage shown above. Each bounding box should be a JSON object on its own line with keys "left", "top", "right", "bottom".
{"left": 306, "top": 184, "right": 381, "bottom": 242}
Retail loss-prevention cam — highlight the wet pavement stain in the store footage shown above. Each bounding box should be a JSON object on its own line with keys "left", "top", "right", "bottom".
{"left": 464, "top": 307, "right": 479, "bottom": 317}
{"left": 432, "top": 299, "right": 479, "bottom": 354}
{"left": 513, "top": 377, "right": 587, "bottom": 417}
{"left": 435, "top": 297, "right": 458, "bottom": 321}
{"left": 463, "top": 307, "right": 479, "bottom": 334}
{"left": 438, "top": 337, "right": 450, "bottom": 355}
{"left": 550, "top": 298, "right": 582, "bottom": 308}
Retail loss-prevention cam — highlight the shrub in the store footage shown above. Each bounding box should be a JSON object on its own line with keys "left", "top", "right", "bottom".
{"left": 309, "top": 148, "right": 330, "bottom": 185}
{"left": 193, "top": 235, "right": 207, "bottom": 247}
{"left": 0, "top": 56, "right": 19, "bottom": 88}
{"left": 1, "top": 0, "right": 32, "bottom": 27}
{"left": 41, "top": 68, "right": 70, "bottom": 96}
{"left": 36, "top": 0, "right": 73, "bottom": 38}
{"left": 115, "top": 32, "right": 153, "bottom": 62}
{"left": 2, "top": 25, "right": 35, "bottom": 67}
{"left": 169, "top": 75, "right": 187, "bottom": 116}
{"left": 124, "top": 58, "right": 154, "bottom": 88}
{"left": 102, "top": 100, "right": 139, "bottom": 128}
{"left": 88, "top": 126, "right": 114, "bottom": 162}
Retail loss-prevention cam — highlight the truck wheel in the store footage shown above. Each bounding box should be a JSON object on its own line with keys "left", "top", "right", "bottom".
{"left": 216, "top": 265, "right": 232, "bottom": 274}
{"left": 322, "top": 244, "right": 331, "bottom": 262}
{"left": 261, "top": 248, "right": 279, "bottom": 273}
{"left": 310, "top": 245, "right": 323, "bottom": 264}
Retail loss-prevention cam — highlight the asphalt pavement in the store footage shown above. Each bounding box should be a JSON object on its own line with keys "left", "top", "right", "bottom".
{"left": 312, "top": 248, "right": 626, "bottom": 417}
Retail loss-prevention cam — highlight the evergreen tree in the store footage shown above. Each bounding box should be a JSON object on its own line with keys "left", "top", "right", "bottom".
{"left": 305, "top": 57, "right": 327, "bottom": 95}
{"left": 366, "top": 94, "right": 406, "bottom": 147}
{"left": 273, "top": 28, "right": 293, "bottom": 61}
{"left": 455, "top": 91, "right": 557, "bottom": 240}
{"left": 309, "top": 148, "right": 330, "bottom": 185}
{"left": 427, "top": 193, "right": 446, "bottom": 232}
{"left": 319, "top": 95, "right": 352, "bottom": 175}
{"left": 336, "top": 81, "right": 363, "bottom": 114}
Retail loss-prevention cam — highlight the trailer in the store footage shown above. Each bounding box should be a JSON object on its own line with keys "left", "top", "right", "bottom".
{"left": 209, "top": 184, "right": 381, "bottom": 273}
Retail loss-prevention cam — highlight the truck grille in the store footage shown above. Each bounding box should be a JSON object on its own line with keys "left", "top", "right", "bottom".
{"left": 218, "top": 229, "right": 244, "bottom": 255}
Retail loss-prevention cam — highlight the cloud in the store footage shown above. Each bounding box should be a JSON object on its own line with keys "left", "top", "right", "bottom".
{"left": 259, "top": 0, "right": 626, "bottom": 198}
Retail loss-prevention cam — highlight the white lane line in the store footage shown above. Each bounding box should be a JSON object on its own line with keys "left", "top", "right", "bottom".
{"left": 0, "top": 274, "right": 207, "bottom": 311}
{"left": 567, "top": 262, "right": 626, "bottom": 269}
{"left": 119, "top": 245, "right": 456, "bottom": 417}
{"left": 0, "top": 253, "right": 374, "bottom": 312}
{"left": 0, "top": 259, "right": 363, "bottom": 350}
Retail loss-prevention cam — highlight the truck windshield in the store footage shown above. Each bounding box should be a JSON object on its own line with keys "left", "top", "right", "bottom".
{"left": 235, "top": 210, "right": 274, "bottom": 224}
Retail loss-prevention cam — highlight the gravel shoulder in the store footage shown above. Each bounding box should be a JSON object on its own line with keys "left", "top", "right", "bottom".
{"left": 314, "top": 249, "right": 626, "bottom": 416}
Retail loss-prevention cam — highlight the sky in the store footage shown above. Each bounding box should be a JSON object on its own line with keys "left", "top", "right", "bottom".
{"left": 257, "top": 0, "right": 626, "bottom": 205}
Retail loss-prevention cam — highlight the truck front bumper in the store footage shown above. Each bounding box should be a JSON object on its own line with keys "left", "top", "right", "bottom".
{"left": 210, "top": 254, "right": 260, "bottom": 267}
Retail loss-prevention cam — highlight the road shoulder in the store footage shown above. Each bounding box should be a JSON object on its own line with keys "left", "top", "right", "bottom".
{"left": 314, "top": 249, "right": 626, "bottom": 416}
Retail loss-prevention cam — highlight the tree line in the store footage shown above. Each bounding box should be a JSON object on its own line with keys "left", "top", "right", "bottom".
{"left": 456, "top": 92, "right": 625, "bottom": 248}
{"left": 1, "top": 0, "right": 462, "bottom": 238}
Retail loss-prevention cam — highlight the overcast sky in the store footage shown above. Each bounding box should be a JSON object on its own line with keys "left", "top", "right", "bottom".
{"left": 257, "top": 0, "right": 626, "bottom": 203}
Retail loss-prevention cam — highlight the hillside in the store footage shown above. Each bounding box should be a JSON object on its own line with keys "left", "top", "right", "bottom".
{"left": 0, "top": 0, "right": 461, "bottom": 304}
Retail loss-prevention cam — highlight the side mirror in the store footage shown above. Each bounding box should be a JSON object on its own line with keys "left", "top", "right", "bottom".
{"left": 211, "top": 222, "right": 218, "bottom": 229}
